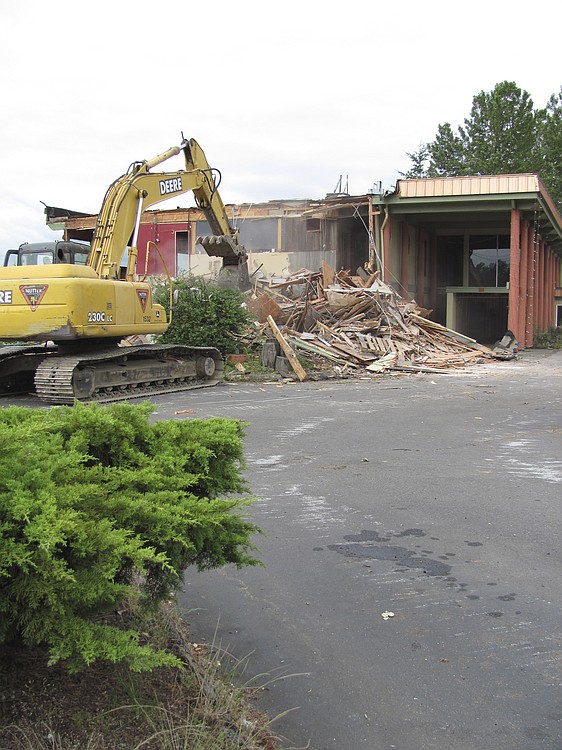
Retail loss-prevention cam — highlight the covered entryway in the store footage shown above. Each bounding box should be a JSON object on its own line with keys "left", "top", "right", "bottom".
{"left": 373, "top": 175, "right": 562, "bottom": 347}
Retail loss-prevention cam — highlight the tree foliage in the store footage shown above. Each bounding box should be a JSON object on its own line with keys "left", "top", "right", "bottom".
{"left": 0, "top": 402, "right": 259, "bottom": 672}
{"left": 402, "top": 81, "right": 562, "bottom": 208}
{"left": 153, "top": 275, "right": 253, "bottom": 355}
{"left": 537, "top": 89, "right": 562, "bottom": 209}
{"left": 427, "top": 122, "right": 467, "bottom": 176}
{"left": 459, "top": 81, "right": 537, "bottom": 175}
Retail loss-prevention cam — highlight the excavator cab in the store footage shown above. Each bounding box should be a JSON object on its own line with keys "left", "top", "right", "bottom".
{"left": 4, "top": 241, "right": 90, "bottom": 267}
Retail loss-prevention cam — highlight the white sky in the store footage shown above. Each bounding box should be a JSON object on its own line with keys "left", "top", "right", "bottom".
{"left": 0, "top": 0, "right": 560, "bottom": 260}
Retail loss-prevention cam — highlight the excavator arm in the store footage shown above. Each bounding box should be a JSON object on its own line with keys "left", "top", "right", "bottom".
{"left": 89, "top": 137, "right": 249, "bottom": 288}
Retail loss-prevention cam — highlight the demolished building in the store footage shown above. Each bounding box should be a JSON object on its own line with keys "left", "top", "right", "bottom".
{"left": 47, "top": 173, "right": 562, "bottom": 348}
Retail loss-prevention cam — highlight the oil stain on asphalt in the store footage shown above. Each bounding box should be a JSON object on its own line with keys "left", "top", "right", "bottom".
{"left": 327, "top": 527, "right": 453, "bottom": 577}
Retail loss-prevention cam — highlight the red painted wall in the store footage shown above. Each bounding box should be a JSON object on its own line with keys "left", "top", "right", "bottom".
{"left": 136, "top": 221, "right": 191, "bottom": 276}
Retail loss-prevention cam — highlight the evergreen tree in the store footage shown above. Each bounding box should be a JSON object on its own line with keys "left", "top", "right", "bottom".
{"left": 457, "top": 81, "right": 537, "bottom": 175}
{"left": 537, "top": 88, "right": 562, "bottom": 207}
{"left": 399, "top": 143, "right": 431, "bottom": 178}
{"left": 428, "top": 122, "right": 467, "bottom": 176}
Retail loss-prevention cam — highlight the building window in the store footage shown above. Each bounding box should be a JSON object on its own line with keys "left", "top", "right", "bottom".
{"left": 176, "top": 232, "right": 189, "bottom": 273}
{"left": 469, "top": 234, "right": 510, "bottom": 287}
{"left": 306, "top": 218, "right": 321, "bottom": 232}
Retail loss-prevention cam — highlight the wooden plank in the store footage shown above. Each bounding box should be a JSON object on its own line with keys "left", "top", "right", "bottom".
{"left": 247, "top": 293, "right": 283, "bottom": 323}
{"left": 267, "top": 316, "right": 307, "bottom": 381}
{"left": 322, "top": 260, "right": 336, "bottom": 287}
{"left": 407, "top": 313, "right": 492, "bottom": 350}
{"left": 289, "top": 337, "right": 353, "bottom": 365}
{"left": 330, "top": 341, "right": 378, "bottom": 363}
{"left": 363, "top": 271, "right": 381, "bottom": 288}
{"left": 365, "top": 336, "right": 386, "bottom": 353}
{"left": 339, "top": 331, "right": 356, "bottom": 348}
{"left": 366, "top": 352, "right": 398, "bottom": 372}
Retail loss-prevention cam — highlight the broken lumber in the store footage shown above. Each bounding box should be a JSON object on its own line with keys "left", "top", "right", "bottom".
{"left": 266, "top": 315, "right": 307, "bottom": 381}
{"left": 252, "top": 266, "right": 508, "bottom": 378}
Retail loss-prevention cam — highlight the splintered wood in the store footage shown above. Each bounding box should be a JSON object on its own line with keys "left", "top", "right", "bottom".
{"left": 249, "top": 265, "right": 503, "bottom": 378}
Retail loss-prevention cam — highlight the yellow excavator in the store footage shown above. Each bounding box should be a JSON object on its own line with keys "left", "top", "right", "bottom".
{"left": 0, "top": 136, "right": 249, "bottom": 403}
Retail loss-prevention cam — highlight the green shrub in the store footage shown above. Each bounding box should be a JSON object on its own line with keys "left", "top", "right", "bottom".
{"left": 534, "top": 326, "right": 562, "bottom": 349}
{"left": 153, "top": 275, "right": 253, "bottom": 354}
{"left": 0, "top": 402, "right": 259, "bottom": 672}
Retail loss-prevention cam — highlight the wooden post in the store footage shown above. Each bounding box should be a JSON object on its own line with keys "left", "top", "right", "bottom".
{"left": 267, "top": 316, "right": 307, "bottom": 381}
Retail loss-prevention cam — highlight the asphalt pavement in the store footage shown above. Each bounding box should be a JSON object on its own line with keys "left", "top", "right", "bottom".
{"left": 156, "top": 349, "right": 561, "bottom": 750}
{"left": 3, "top": 350, "right": 561, "bottom": 749}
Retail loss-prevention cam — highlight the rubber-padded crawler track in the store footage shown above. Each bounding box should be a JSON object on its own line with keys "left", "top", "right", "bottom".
{"left": 32, "top": 344, "right": 224, "bottom": 404}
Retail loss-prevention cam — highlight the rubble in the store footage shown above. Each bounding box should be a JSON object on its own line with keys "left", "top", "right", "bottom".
{"left": 247, "top": 264, "right": 513, "bottom": 380}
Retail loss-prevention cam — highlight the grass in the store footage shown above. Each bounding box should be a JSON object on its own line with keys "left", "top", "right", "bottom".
{"left": 0, "top": 602, "right": 280, "bottom": 750}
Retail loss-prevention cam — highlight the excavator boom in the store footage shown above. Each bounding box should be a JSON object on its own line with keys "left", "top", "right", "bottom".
{"left": 89, "top": 137, "right": 248, "bottom": 287}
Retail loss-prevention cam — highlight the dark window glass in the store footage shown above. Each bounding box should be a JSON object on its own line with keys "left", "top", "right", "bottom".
{"left": 436, "top": 236, "right": 464, "bottom": 286}
{"left": 469, "top": 235, "right": 510, "bottom": 287}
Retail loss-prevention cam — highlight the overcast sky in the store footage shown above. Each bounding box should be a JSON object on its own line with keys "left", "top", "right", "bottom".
{"left": 1, "top": 0, "right": 560, "bottom": 260}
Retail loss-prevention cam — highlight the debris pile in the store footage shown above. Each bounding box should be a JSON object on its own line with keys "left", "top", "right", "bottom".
{"left": 248, "top": 264, "right": 508, "bottom": 380}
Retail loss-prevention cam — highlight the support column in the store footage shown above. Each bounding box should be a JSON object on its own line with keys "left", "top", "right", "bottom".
{"left": 508, "top": 209, "right": 522, "bottom": 342}
{"left": 382, "top": 213, "right": 392, "bottom": 285}
{"left": 542, "top": 245, "right": 549, "bottom": 331}
{"left": 552, "top": 254, "right": 557, "bottom": 326}
{"left": 557, "top": 256, "right": 562, "bottom": 317}
{"left": 541, "top": 248, "right": 547, "bottom": 330}
{"left": 518, "top": 219, "right": 529, "bottom": 348}
{"left": 550, "top": 250, "right": 556, "bottom": 326}
{"left": 525, "top": 223, "right": 535, "bottom": 347}
{"left": 416, "top": 231, "right": 426, "bottom": 307}
{"left": 400, "top": 221, "right": 409, "bottom": 298}
{"left": 544, "top": 250, "right": 551, "bottom": 328}
{"left": 547, "top": 250, "right": 554, "bottom": 328}
{"left": 537, "top": 241, "right": 544, "bottom": 333}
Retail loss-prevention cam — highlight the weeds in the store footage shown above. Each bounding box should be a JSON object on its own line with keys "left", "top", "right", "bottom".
{"left": 0, "top": 604, "right": 280, "bottom": 750}
{"left": 535, "top": 326, "right": 562, "bottom": 348}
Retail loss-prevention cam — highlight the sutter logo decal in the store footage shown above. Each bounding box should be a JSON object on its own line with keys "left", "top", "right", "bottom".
{"left": 20, "top": 284, "right": 48, "bottom": 311}
{"left": 159, "top": 177, "right": 183, "bottom": 195}
{"left": 136, "top": 290, "right": 148, "bottom": 312}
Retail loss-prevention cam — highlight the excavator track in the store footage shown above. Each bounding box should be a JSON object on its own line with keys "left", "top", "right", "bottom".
{"left": 31, "top": 344, "right": 224, "bottom": 404}
{"left": 0, "top": 344, "right": 57, "bottom": 396}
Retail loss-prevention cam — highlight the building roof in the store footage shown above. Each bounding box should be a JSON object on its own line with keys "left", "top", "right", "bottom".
{"left": 379, "top": 174, "right": 562, "bottom": 253}
{"left": 397, "top": 174, "right": 543, "bottom": 198}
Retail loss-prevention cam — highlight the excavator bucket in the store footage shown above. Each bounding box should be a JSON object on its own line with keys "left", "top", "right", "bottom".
{"left": 197, "top": 234, "right": 244, "bottom": 258}
{"left": 197, "top": 234, "right": 251, "bottom": 291}
{"left": 216, "top": 259, "right": 251, "bottom": 291}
